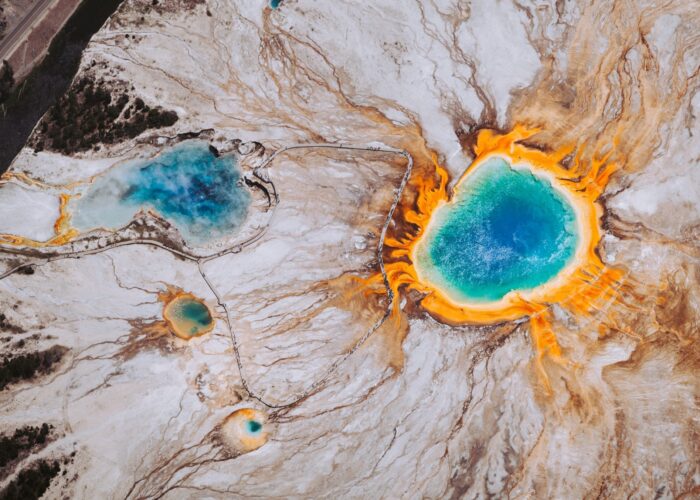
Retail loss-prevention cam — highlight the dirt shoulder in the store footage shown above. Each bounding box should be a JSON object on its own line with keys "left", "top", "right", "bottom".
{"left": 0, "top": 1, "right": 40, "bottom": 42}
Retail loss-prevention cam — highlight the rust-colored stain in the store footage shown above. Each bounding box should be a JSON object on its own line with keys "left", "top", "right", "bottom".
{"left": 0, "top": 192, "right": 79, "bottom": 247}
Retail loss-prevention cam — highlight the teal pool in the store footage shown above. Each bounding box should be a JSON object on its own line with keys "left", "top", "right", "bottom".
{"left": 178, "top": 299, "right": 213, "bottom": 335}
{"left": 163, "top": 295, "right": 214, "bottom": 339}
{"left": 246, "top": 419, "right": 263, "bottom": 434}
{"left": 415, "top": 157, "right": 579, "bottom": 303}
{"left": 72, "top": 142, "right": 251, "bottom": 244}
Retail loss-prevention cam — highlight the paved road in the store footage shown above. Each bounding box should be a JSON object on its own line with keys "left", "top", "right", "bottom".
{"left": 0, "top": 0, "right": 57, "bottom": 61}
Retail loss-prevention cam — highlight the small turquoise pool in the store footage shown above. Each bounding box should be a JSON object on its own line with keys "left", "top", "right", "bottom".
{"left": 163, "top": 294, "right": 215, "bottom": 339}
{"left": 415, "top": 157, "right": 579, "bottom": 303}
{"left": 73, "top": 142, "right": 251, "bottom": 244}
{"left": 179, "top": 299, "right": 213, "bottom": 335}
{"left": 246, "top": 419, "right": 263, "bottom": 434}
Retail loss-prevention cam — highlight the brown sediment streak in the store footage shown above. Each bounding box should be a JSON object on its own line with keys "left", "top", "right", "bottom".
{"left": 116, "top": 286, "right": 214, "bottom": 358}
{"left": 0, "top": 193, "right": 79, "bottom": 247}
{"left": 370, "top": 125, "right": 624, "bottom": 387}
{"left": 0, "top": 171, "right": 85, "bottom": 190}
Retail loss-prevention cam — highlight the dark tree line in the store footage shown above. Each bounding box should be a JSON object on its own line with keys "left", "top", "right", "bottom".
{"left": 0, "top": 424, "right": 63, "bottom": 500}
{"left": 0, "top": 346, "right": 66, "bottom": 390}
{"left": 0, "top": 459, "right": 62, "bottom": 500}
{"left": 31, "top": 77, "right": 178, "bottom": 154}
{"left": 0, "top": 424, "right": 53, "bottom": 469}
{"left": 0, "top": 6, "right": 7, "bottom": 41}
{"left": 0, "top": 60, "right": 13, "bottom": 103}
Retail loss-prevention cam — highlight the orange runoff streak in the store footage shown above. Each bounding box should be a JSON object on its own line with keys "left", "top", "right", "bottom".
{"left": 0, "top": 193, "right": 79, "bottom": 247}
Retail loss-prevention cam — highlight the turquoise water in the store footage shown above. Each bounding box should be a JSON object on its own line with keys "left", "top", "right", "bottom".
{"left": 165, "top": 296, "right": 214, "bottom": 337}
{"left": 246, "top": 420, "right": 262, "bottom": 434}
{"left": 270, "top": 0, "right": 281, "bottom": 8}
{"left": 73, "top": 142, "right": 251, "bottom": 244}
{"left": 416, "top": 157, "right": 578, "bottom": 303}
{"left": 179, "top": 299, "right": 213, "bottom": 335}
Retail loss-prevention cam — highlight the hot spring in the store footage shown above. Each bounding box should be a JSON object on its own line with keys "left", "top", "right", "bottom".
{"left": 72, "top": 142, "right": 251, "bottom": 244}
{"left": 220, "top": 408, "right": 269, "bottom": 453}
{"left": 163, "top": 294, "right": 214, "bottom": 339}
{"left": 414, "top": 157, "right": 579, "bottom": 304}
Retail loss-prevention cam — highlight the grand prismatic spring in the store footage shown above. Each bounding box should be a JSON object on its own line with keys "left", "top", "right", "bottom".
{"left": 0, "top": 1, "right": 697, "bottom": 498}
{"left": 370, "top": 126, "right": 626, "bottom": 386}
{"left": 414, "top": 156, "right": 579, "bottom": 304}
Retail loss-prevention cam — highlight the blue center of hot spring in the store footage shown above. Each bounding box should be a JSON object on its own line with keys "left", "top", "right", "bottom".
{"left": 180, "top": 300, "right": 212, "bottom": 327}
{"left": 416, "top": 158, "right": 579, "bottom": 303}
{"left": 247, "top": 420, "right": 262, "bottom": 433}
{"left": 73, "top": 142, "right": 251, "bottom": 243}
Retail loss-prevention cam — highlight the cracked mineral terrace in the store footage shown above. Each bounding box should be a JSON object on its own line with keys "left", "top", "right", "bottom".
{"left": 0, "top": 1, "right": 698, "bottom": 499}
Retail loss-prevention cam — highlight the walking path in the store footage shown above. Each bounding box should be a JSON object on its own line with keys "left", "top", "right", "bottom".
{"left": 0, "top": 142, "right": 415, "bottom": 410}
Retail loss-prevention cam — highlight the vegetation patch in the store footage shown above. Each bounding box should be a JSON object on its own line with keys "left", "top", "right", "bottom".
{"left": 0, "top": 61, "right": 13, "bottom": 104}
{"left": 0, "top": 313, "right": 23, "bottom": 334}
{"left": 0, "top": 459, "right": 61, "bottom": 500}
{"left": 134, "top": 0, "right": 207, "bottom": 14}
{"left": 0, "top": 346, "right": 67, "bottom": 390}
{"left": 31, "top": 77, "right": 178, "bottom": 154}
{"left": 0, "top": 424, "right": 53, "bottom": 471}
{"left": 0, "top": 6, "right": 6, "bottom": 40}
{"left": 15, "top": 266, "right": 35, "bottom": 275}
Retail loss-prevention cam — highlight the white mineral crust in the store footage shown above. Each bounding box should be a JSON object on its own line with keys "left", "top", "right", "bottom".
{"left": 0, "top": 1, "right": 698, "bottom": 499}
